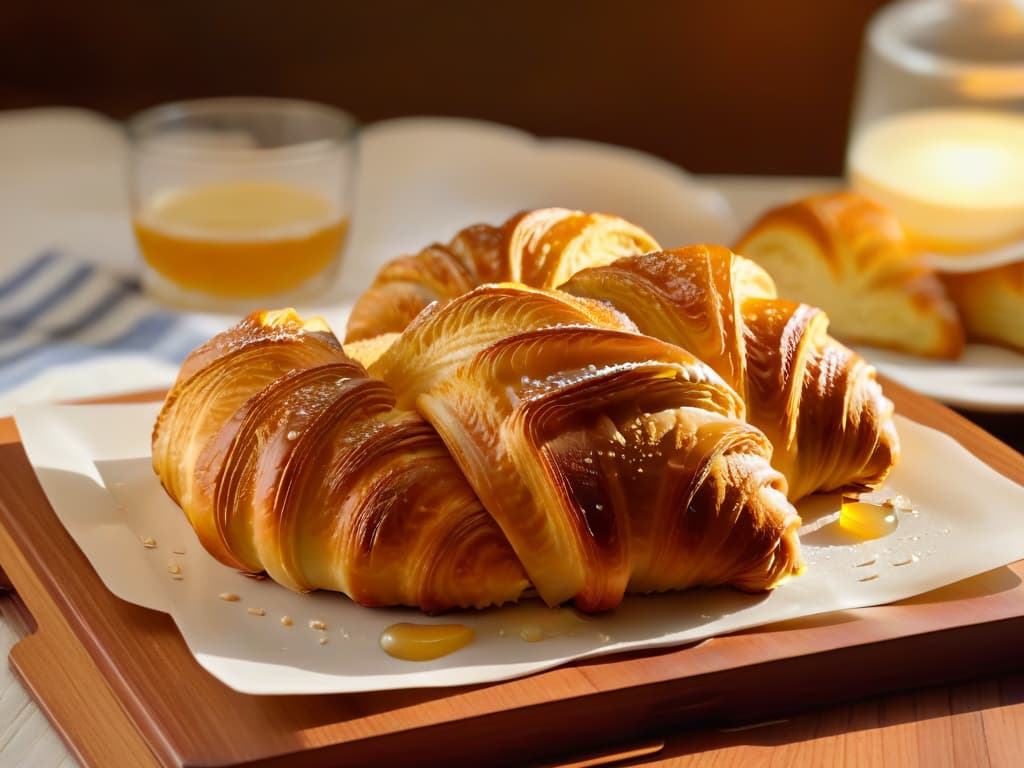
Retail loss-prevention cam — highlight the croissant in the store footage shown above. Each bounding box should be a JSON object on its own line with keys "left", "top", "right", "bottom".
{"left": 348, "top": 208, "right": 899, "bottom": 502}
{"left": 733, "top": 192, "right": 965, "bottom": 359}
{"left": 561, "top": 246, "right": 900, "bottom": 501}
{"left": 153, "top": 309, "right": 529, "bottom": 612}
{"left": 153, "top": 294, "right": 803, "bottom": 612}
{"left": 345, "top": 208, "right": 660, "bottom": 343}
{"left": 940, "top": 263, "right": 1024, "bottom": 353}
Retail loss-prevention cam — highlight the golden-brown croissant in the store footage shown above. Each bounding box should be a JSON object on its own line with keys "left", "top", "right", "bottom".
{"left": 733, "top": 192, "right": 965, "bottom": 359}
{"left": 345, "top": 208, "right": 660, "bottom": 343}
{"left": 370, "top": 284, "right": 801, "bottom": 610}
{"left": 348, "top": 208, "right": 899, "bottom": 502}
{"left": 153, "top": 309, "right": 529, "bottom": 612}
{"left": 561, "top": 246, "right": 900, "bottom": 501}
{"left": 153, "top": 295, "right": 803, "bottom": 612}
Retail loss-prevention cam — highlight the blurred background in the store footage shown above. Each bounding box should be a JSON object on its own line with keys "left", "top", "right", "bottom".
{"left": 0, "top": 0, "right": 890, "bottom": 176}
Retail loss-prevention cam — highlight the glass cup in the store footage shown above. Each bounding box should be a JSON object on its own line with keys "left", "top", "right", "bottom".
{"left": 127, "top": 97, "right": 358, "bottom": 313}
{"left": 846, "top": 0, "right": 1024, "bottom": 255}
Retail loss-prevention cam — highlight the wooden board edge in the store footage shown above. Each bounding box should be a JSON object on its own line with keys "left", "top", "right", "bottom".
{"left": 0, "top": 521, "right": 162, "bottom": 766}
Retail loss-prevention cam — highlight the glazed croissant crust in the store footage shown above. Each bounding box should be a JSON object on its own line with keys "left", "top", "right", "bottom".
{"left": 561, "top": 245, "right": 899, "bottom": 501}
{"left": 350, "top": 208, "right": 899, "bottom": 502}
{"left": 153, "top": 295, "right": 803, "bottom": 612}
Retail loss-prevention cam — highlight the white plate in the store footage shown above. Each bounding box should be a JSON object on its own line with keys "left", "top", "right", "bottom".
{"left": 13, "top": 402, "right": 1024, "bottom": 695}
{"left": 857, "top": 344, "right": 1024, "bottom": 413}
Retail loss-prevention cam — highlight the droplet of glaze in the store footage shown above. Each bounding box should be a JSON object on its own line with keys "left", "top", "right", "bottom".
{"left": 380, "top": 623, "right": 475, "bottom": 661}
{"left": 286, "top": 430, "right": 299, "bottom": 441}
{"left": 519, "top": 624, "right": 545, "bottom": 643}
{"left": 840, "top": 501, "right": 899, "bottom": 540}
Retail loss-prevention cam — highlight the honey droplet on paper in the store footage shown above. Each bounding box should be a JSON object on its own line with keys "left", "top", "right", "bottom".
{"left": 519, "top": 624, "right": 545, "bottom": 643}
{"left": 840, "top": 501, "right": 898, "bottom": 540}
{"left": 379, "top": 622, "right": 475, "bottom": 661}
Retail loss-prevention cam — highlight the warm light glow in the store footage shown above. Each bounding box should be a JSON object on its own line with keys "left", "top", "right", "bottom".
{"left": 850, "top": 108, "right": 1024, "bottom": 251}
{"left": 916, "top": 141, "right": 1010, "bottom": 195}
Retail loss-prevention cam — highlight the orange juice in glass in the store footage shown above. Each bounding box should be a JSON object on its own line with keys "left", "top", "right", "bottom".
{"left": 127, "top": 98, "right": 357, "bottom": 312}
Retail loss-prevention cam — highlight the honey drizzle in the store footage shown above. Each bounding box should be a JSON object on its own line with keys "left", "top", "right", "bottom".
{"left": 379, "top": 623, "right": 475, "bottom": 661}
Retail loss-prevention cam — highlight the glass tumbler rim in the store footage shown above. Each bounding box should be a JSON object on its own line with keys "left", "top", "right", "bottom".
{"left": 126, "top": 96, "right": 359, "bottom": 165}
{"left": 869, "top": 0, "right": 1024, "bottom": 81}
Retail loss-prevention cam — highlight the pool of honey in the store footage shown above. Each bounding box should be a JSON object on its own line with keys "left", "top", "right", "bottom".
{"left": 379, "top": 623, "right": 475, "bottom": 661}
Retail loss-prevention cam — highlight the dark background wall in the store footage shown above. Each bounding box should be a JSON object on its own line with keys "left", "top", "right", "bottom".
{"left": 0, "top": 0, "right": 891, "bottom": 176}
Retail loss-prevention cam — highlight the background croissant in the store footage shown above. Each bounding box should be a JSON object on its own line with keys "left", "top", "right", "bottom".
{"left": 153, "top": 297, "right": 803, "bottom": 612}
{"left": 734, "top": 192, "right": 966, "bottom": 359}
{"left": 349, "top": 208, "right": 899, "bottom": 502}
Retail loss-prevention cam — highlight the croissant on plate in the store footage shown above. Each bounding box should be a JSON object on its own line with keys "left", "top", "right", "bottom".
{"left": 940, "top": 263, "right": 1024, "bottom": 353}
{"left": 733, "top": 192, "right": 965, "bottom": 359}
{"left": 349, "top": 208, "right": 900, "bottom": 502}
{"left": 153, "top": 293, "right": 803, "bottom": 612}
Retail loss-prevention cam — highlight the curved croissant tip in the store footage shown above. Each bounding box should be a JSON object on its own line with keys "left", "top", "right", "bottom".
{"left": 257, "top": 308, "right": 332, "bottom": 334}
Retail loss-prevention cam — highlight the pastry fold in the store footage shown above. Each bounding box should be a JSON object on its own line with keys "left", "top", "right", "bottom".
{"left": 153, "top": 309, "right": 529, "bottom": 612}
{"left": 345, "top": 208, "right": 659, "bottom": 343}
{"left": 561, "top": 246, "right": 900, "bottom": 501}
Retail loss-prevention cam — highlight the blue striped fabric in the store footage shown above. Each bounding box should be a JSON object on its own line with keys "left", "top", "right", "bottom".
{"left": 0, "top": 251, "right": 209, "bottom": 392}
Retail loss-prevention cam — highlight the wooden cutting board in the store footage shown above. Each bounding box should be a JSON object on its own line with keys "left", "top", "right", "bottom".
{"left": 0, "top": 380, "right": 1022, "bottom": 768}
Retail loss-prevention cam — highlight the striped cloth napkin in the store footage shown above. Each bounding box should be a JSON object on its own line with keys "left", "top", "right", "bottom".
{"left": 0, "top": 251, "right": 215, "bottom": 411}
